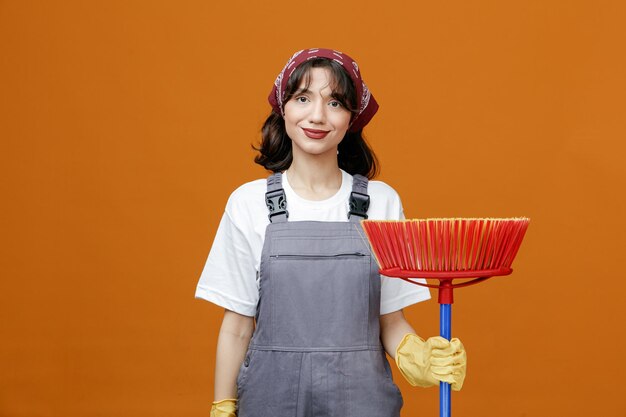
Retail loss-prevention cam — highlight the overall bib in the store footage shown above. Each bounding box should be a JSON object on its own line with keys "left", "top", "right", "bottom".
{"left": 237, "top": 173, "right": 403, "bottom": 417}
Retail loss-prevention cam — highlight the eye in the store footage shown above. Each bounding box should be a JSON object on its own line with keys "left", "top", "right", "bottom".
{"left": 295, "top": 96, "right": 309, "bottom": 103}
{"left": 329, "top": 100, "right": 343, "bottom": 108}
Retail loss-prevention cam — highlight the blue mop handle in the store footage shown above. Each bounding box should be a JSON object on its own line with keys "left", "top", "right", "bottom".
{"left": 440, "top": 303, "right": 452, "bottom": 417}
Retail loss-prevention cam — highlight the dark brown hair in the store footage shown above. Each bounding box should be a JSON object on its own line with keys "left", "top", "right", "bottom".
{"left": 253, "top": 58, "right": 380, "bottom": 179}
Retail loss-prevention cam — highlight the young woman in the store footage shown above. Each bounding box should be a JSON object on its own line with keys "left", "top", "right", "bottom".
{"left": 196, "top": 48, "right": 467, "bottom": 417}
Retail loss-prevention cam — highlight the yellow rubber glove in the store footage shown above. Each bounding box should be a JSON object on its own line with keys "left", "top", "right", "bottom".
{"left": 395, "top": 333, "right": 467, "bottom": 391}
{"left": 210, "top": 398, "right": 238, "bottom": 417}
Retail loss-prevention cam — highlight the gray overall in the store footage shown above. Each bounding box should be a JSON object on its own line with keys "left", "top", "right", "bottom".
{"left": 236, "top": 172, "right": 403, "bottom": 417}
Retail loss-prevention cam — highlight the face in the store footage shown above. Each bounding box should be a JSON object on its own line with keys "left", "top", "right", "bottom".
{"left": 283, "top": 67, "right": 352, "bottom": 159}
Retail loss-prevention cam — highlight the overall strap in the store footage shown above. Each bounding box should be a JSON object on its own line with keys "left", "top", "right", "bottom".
{"left": 348, "top": 174, "right": 370, "bottom": 222}
{"left": 266, "top": 172, "right": 288, "bottom": 223}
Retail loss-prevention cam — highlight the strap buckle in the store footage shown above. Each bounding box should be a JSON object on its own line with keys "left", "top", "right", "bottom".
{"left": 265, "top": 189, "right": 288, "bottom": 221}
{"left": 348, "top": 191, "right": 370, "bottom": 219}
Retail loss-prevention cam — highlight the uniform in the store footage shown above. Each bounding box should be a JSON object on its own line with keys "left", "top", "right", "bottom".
{"left": 236, "top": 172, "right": 402, "bottom": 417}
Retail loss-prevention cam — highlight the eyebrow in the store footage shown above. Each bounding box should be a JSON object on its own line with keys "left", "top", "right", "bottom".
{"left": 293, "top": 87, "right": 342, "bottom": 100}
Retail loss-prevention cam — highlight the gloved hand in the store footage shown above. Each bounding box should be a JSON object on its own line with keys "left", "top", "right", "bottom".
{"left": 395, "top": 333, "right": 467, "bottom": 391}
{"left": 210, "top": 398, "right": 238, "bottom": 417}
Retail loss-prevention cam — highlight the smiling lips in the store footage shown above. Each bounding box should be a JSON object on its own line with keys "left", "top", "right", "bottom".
{"left": 302, "top": 128, "right": 330, "bottom": 139}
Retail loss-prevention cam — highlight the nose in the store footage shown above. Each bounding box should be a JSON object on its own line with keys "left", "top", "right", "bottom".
{"left": 308, "top": 98, "right": 326, "bottom": 124}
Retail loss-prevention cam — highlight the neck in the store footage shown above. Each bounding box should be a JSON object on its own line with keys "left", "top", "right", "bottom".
{"left": 286, "top": 148, "right": 342, "bottom": 200}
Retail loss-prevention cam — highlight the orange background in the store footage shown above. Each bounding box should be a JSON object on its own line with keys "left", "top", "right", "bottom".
{"left": 1, "top": 1, "right": 625, "bottom": 416}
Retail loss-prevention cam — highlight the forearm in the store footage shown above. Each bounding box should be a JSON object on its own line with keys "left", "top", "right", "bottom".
{"left": 214, "top": 309, "right": 254, "bottom": 400}
{"left": 380, "top": 310, "right": 416, "bottom": 359}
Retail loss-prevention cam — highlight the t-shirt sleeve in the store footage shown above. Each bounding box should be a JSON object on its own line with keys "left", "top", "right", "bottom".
{"left": 194, "top": 208, "right": 259, "bottom": 317}
{"left": 379, "top": 190, "right": 432, "bottom": 315}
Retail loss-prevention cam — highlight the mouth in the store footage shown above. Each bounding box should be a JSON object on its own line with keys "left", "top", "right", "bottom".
{"left": 302, "top": 128, "right": 330, "bottom": 139}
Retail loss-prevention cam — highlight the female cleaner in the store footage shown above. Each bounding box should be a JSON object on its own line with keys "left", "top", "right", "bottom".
{"left": 195, "top": 48, "right": 467, "bottom": 417}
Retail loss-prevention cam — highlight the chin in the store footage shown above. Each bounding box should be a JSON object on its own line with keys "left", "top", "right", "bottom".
{"left": 293, "top": 143, "right": 337, "bottom": 157}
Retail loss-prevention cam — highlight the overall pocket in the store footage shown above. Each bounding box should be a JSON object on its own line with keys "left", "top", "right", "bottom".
{"left": 381, "top": 352, "right": 404, "bottom": 401}
{"left": 269, "top": 251, "right": 370, "bottom": 348}
{"left": 236, "top": 350, "right": 253, "bottom": 393}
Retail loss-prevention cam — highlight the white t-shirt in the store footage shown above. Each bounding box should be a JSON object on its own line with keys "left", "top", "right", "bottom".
{"left": 195, "top": 169, "right": 431, "bottom": 317}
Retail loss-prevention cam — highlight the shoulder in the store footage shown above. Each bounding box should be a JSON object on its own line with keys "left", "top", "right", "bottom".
{"left": 227, "top": 178, "right": 267, "bottom": 204}
{"left": 224, "top": 178, "right": 268, "bottom": 224}
{"left": 366, "top": 179, "right": 404, "bottom": 220}
{"left": 368, "top": 179, "right": 402, "bottom": 203}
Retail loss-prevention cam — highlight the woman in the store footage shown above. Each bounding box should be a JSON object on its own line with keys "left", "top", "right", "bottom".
{"left": 196, "top": 48, "right": 467, "bottom": 417}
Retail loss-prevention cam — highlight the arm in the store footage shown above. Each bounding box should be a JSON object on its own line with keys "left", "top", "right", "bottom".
{"left": 214, "top": 309, "right": 255, "bottom": 400}
{"left": 380, "top": 309, "right": 415, "bottom": 358}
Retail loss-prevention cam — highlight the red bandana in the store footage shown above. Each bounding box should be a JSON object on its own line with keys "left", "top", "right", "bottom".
{"left": 268, "top": 48, "right": 379, "bottom": 132}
